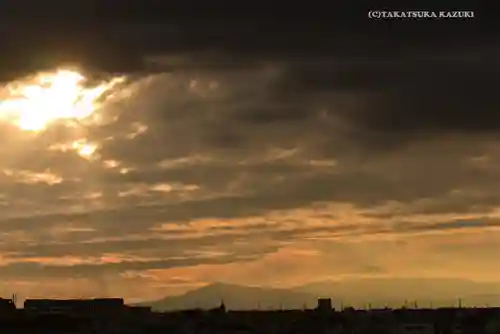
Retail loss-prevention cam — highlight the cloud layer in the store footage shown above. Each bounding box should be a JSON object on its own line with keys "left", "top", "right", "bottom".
{"left": 0, "top": 20, "right": 499, "bottom": 301}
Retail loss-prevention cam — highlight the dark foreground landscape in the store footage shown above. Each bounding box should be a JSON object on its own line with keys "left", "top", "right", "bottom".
{"left": 0, "top": 295, "right": 499, "bottom": 334}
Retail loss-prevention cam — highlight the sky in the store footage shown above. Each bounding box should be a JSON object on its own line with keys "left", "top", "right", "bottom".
{"left": 0, "top": 5, "right": 498, "bottom": 301}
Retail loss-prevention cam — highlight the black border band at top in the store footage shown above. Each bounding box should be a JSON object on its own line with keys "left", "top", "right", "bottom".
{"left": 0, "top": 1, "right": 489, "bottom": 23}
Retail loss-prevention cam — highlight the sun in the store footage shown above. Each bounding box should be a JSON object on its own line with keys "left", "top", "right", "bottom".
{"left": 0, "top": 68, "right": 125, "bottom": 131}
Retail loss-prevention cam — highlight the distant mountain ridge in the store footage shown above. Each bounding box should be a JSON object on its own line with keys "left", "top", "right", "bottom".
{"left": 137, "top": 278, "right": 500, "bottom": 311}
{"left": 137, "top": 282, "right": 318, "bottom": 311}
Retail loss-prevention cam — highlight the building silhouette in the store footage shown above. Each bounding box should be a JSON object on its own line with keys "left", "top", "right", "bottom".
{"left": 0, "top": 295, "right": 494, "bottom": 333}
{"left": 316, "top": 298, "right": 333, "bottom": 312}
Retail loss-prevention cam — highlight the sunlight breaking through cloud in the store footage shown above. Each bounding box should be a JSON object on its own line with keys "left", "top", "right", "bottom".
{"left": 0, "top": 68, "right": 125, "bottom": 131}
{"left": 48, "top": 139, "right": 99, "bottom": 159}
{"left": 72, "top": 140, "right": 98, "bottom": 159}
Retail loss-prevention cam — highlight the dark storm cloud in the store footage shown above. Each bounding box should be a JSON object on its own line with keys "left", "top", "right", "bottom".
{"left": 2, "top": 39, "right": 500, "bottom": 224}
{"left": 94, "top": 46, "right": 500, "bottom": 153}
{"left": 122, "top": 25, "right": 495, "bottom": 143}
{"left": 251, "top": 49, "right": 500, "bottom": 145}
{"left": 2, "top": 9, "right": 494, "bottom": 143}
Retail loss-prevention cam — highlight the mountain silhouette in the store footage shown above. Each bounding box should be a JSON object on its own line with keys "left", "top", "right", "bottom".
{"left": 137, "top": 282, "right": 318, "bottom": 311}
{"left": 138, "top": 278, "right": 500, "bottom": 311}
